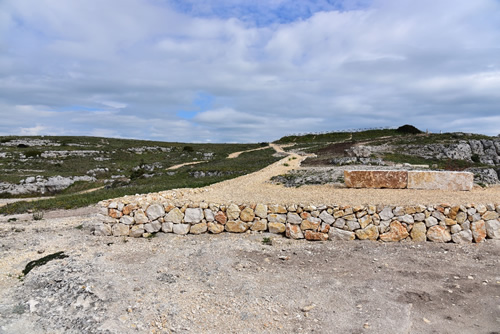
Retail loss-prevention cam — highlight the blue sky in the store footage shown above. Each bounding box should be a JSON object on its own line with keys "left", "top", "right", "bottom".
{"left": 1, "top": 0, "right": 499, "bottom": 142}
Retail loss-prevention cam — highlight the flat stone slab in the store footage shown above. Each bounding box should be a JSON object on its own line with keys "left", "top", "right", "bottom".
{"left": 344, "top": 170, "right": 407, "bottom": 189}
{"left": 407, "top": 171, "right": 473, "bottom": 191}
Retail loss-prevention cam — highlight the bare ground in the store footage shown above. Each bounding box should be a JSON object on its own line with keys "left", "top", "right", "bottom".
{"left": 0, "top": 209, "right": 499, "bottom": 334}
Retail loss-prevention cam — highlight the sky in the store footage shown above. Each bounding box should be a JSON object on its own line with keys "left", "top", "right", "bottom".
{"left": 1, "top": 0, "right": 499, "bottom": 143}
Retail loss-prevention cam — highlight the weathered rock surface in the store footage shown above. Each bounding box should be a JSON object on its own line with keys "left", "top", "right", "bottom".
{"left": 184, "top": 208, "right": 203, "bottom": 223}
{"left": 328, "top": 227, "right": 355, "bottom": 241}
{"left": 344, "top": 170, "right": 407, "bottom": 189}
{"left": 355, "top": 224, "right": 379, "bottom": 240}
{"left": 380, "top": 221, "right": 409, "bottom": 242}
{"left": 426, "top": 226, "right": 451, "bottom": 243}
{"left": 407, "top": 171, "right": 473, "bottom": 191}
{"left": 286, "top": 223, "right": 304, "bottom": 239}
{"left": 225, "top": 220, "right": 249, "bottom": 233}
{"left": 485, "top": 219, "right": 500, "bottom": 239}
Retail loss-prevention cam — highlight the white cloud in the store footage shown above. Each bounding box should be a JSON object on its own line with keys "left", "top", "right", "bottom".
{"left": 1, "top": 0, "right": 500, "bottom": 142}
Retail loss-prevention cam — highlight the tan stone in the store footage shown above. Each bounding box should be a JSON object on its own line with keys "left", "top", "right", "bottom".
{"left": 226, "top": 204, "right": 241, "bottom": 220}
{"left": 286, "top": 223, "right": 304, "bottom": 239}
{"left": 426, "top": 226, "right": 451, "bottom": 243}
{"left": 410, "top": 222, "right": 427, "bottom": 242}
{"left": 190, "top": 222, "right": 207, "bottom": 234}
{"left": 482, "top": 211, "right": 499, "bottom": 221}
{"left": 355, "top": 224, "right": 379, "bottom": 240}
{"left": 471, "top": 220, "right": 487, "bottom": 243}
{"left": 449, "top": 206, "right": 460, "bottom": 220}
{"left": 334, "top": 210, "right": 345, "bottom": 218}
{"left": 240, "top": 207, "right": 255, "bottom": 222}
{"left": 268, "top": 222, "right": 286, "bottom": 234}
{"left": 208, "top": 222, "right": 224, "bottom": 234}
{"left": 380, "top": 221, "right": 409, "bottom": 242}
{"left": 300, "top": 219, "right": 320, "bottom": 231}
{"left": 269, "top": 204, "right": 287, "bottom": 214}
{"left": 267, "top": 214, "right": 286, "bottom": 224}
{"left": 254, "top": 204, "right": 268, "bottom": 218}
{"left": 407, "top": 171, "right": 473, "bottom": 191}
{"left": 456, "top": 212, "right": 467, "bottom": 224}
{"left": 225, "top": 220, "right": 249, "bottom": 233}
{"left": 304, "top": 230, "right": 328, "bottom": 241}
{"left": 215, "top": 211, "right": 227, "bottom": 225}
{"left": 404, "top": 206, "right": 417, "bottom": 215}
{"left": 130, "top": 225, "right": 145, "bottom": 238}
{"left": 358, "top": 215, "right": 372, "bottom": 229}
{"left": 251, "top": 219, "right": 267, "bottom": 231}
{"left": 165, "top": 207, "right": 183, "bottom": 224}
{"left": 344, "top": 170, "right": 407, "bottom": 189}
{"left": 444, "top": 218, "right": 457, "bottom": 226}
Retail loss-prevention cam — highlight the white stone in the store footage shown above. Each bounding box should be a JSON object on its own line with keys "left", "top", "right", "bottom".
{"left": 173, "top": 224, "right": 190, "bottom": 235}
{"left": 146, "top": 204, "right": 165, "bottom": 221}
{"left": 184, "top": 208, "right": 203, "bottom": 223}
{"left": 204, "top": 209, "right": 215, "bottom": 222}
{"left": 485, "top": 219, "right": 500, "bottom": 239}
{"left": 379, "top": 207, "right": 394, "bottom": 221}
{"left": 319, "top": 211, "right": 335, "bottom": 225}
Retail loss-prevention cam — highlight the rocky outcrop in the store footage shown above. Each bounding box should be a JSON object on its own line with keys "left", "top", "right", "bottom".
{"left": 0, "top": 175, "right": 96, "bottom": 195}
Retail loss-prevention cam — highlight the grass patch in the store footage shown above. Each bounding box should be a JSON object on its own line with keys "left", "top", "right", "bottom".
{"left": 0, "top": 147, "right": 280, "bottom": 215}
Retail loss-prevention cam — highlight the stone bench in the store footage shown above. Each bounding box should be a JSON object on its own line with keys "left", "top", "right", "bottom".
{"left": 344, "top": 170, "right": 473, "bottom": 191}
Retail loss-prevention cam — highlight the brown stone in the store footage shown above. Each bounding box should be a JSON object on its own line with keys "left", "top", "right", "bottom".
{"left": 240, "top": 207, "right": 255, "bottom": 222}
{"left": 304, "top": 230, "right": 328, "bottom": 241}
{"left": 380, "top": 221, "right": 409, "bottom": 242}
{"left": 407, "top": 171, "right": 473, "bottom": 191}
{"left": 471, "top": 220, "right": 487, "bottom": 243}
{"left": 344, "top": 170, "right": 407, "bottom": 189}
{"left": 215, "top": 211, "right": 227, "bottom": 225}
{"left": 355, "top": 224, "right": 379, "bottom": 240}
{"left": 286, "top": 223, "right": 304, "bottom": 239}
{"left": 122, "top": 204, "right": 137, "bottom": 216}
{"left": 190, "top": 222, "right": 207, "bottom": 234}
{"left": 426, "top": 226, "right": 451, "bottom": 243}
{"left": 225, "top": 220, "right": 249, "bottom": 233}
{"left": 208, "top": 222, "right": 224, "bottom": 234}
{"left": 410, "top": 222, "right": 427, "bottom": 242}
{"left": 268, "top": 222, "right": 286, "bottom": 234}
{"left": 109, "top": 208, "right": 123, "bottom": 219}
{"left": 449, "top": 206, "right": 460, "bottom": 220}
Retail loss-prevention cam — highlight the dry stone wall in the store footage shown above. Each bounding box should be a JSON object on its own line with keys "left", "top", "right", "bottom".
{"left": 96, "top": 198, "right": 500, "bottom": 244}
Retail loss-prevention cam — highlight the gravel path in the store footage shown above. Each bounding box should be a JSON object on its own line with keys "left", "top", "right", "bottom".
{"left": 178, "top": 153, "right": 500, "bottom": 206}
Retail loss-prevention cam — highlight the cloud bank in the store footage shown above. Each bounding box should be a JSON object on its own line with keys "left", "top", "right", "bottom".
{"left": 1, "top": 0, "right": 499, "bottom": 142}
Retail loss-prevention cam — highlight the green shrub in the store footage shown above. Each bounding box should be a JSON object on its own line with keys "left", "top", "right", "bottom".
{"left": 396, "top": 124, "right": 422, "bottom": 134}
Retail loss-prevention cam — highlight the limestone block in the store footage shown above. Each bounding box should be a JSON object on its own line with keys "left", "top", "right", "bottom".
{"left": 226, "top": 204, "right": 241, "bottom": 221}
{"left": 184, "top": 208, "right": 203, "bottom": 223}
{"left": 410, "top": 222, "right": 427, "bottom": 242}
{"left": 215, "top": 211, "right": 227, "bottom": 225}
{"left": 225, "top": 220, "right": 249, "bottom": 233}
{"left": 240, "top": 207, "right": 255, "bottom": 222}
{"left": 190, "top": 222, "right": 208, "bottom": 234}
{"left": 287, "top": 212, "right": 302, "bottom": 225}
{"left": 485, "top": 220, "right": 500, "bottom": 239}
{"left": 304, "top": 230, "right": 328, "bottom": 241}
{"left": 251, "top": 219, "right": 267, "bottom": 231}
{"left": 146, "top": 204, "right": 165, "bottom": 221}
{"left": 268, "top": 222, "right": 286, "bottom": 234}
{"left": 208, "top": 222, "right": 225, "bottom": 234}
{"left": 380, "top": 221, "right": 409, "bottom": 242}
{"left": 407, "top": 171, "right": 473, "bottom": 191}
{"left": 165, "top": 207, "right": 183, "bottom": 224}
{"left": 254, "top": 204, "right": 268, "bottom": 218}
{"left": 426, "top": 226, "right": 451, "bottom": 243}
{"left": 286, "top": 223, "right": 304, "bottom": 239}
{"left": 344, "top": 170, "right": 407, "bottom": 189}
{"left": 173, "top": 223, "right": 190, "bottom": 235}
{"left": 355, "top": 224, "right": 379, "bottom": 240}
{"left": 328, "top": 227, "right": 355, "bottom": 241}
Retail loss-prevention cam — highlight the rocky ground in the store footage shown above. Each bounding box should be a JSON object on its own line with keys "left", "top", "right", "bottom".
{"left": 0, "top": 207, "right": 499, "bottom": 334}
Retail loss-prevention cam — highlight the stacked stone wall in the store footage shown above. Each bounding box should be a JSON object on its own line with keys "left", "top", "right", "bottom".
{"left": 95, "top": 198, "right": 500, "bottom": 244}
